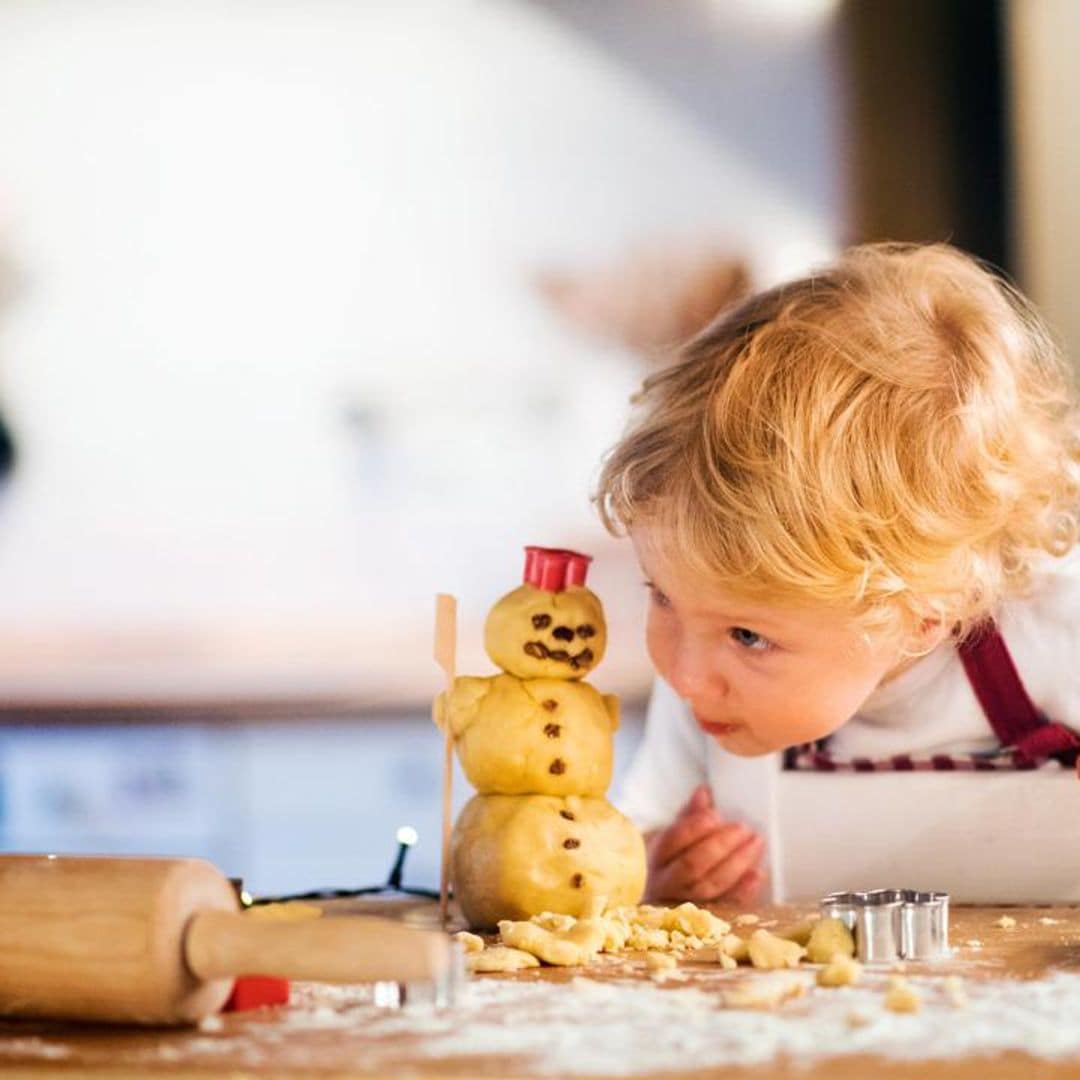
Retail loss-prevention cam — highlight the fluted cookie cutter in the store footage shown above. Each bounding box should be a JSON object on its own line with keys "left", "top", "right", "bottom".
{"left": 821, "top": 889, "right": 949, "bottom": 963}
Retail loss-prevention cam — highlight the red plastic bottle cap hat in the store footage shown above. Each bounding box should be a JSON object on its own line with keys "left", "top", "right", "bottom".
{"left": 522, "top": 546, "right": 592, "bottom": 592}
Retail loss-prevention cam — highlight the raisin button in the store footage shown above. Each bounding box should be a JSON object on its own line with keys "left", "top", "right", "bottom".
{"left": 571, "top": 874, "right": 584, "bottom": 889}
{"left": 549, "top": 758, "right": 566, "bottom": 775}
{"left": 563, "top": 838, "right": 581, "bottom": 850}
{"left": 559, "top": 810, "right": 576, "bottom": 821}
{"left": 544, "top": 723, "right": 561, "bottom": 739}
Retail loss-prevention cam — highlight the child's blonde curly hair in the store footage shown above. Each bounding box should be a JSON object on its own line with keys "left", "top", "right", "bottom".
{"left": 596, "top": 242, "right": 1080, "bottom": 645}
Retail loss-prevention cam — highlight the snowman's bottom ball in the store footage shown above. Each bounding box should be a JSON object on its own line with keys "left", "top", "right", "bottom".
{"left": 451, "top": 793, "right": 646, "bottom": 929}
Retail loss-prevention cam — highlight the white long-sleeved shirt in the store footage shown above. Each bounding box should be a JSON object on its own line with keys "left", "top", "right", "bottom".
{"left": 616, "top": 550, "right": 1080, "bottom": 836}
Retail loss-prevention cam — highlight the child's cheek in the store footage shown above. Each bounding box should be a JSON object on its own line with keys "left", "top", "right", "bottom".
{"left": 644, "top": 612, "right": 675, "bottom": 682}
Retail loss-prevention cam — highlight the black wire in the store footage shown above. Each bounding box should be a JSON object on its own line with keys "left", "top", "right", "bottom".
{"left": 248, "top": 884, "right": 441, "bottom": 906}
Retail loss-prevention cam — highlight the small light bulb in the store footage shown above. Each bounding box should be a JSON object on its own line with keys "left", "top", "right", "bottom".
{"left": 240, "top": 890, "right": 253, "bottom": 907}
{"left": 396, "top": 826, "right": 418, "bottom": 847}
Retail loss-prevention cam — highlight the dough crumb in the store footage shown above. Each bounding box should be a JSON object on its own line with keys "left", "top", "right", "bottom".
{"left": 944, "top": 975, "right": 968, "bottom": 1008}
{"left": 198, "top": 1014, "right": 225, "bottom": 1033}
{"left": 734, "top": 913, "right": 760, "bottom": 926}
{"left": 646, "top": 951, "right": 682, "bottom": 981}
{"left": 1039, "top": 917, "right": 1062, "bottom": 926}
{"left": 994, "top": 915, "right": 1017, "bottom": 929}
{"left": 530, "top": 911, "right": 577, "bottom": 932}
{"left": 747, "top": 929, "right": 806, "bottom": 970}
{"left": 499, "top": 917, "right": 606, "bottom": 967}
{"left": 776, "top": 919, "right": 817, "bottom": 947}
{"left": 723, "top": 976, "right": 806, "bottom": 1011}
{"left": 965, "top": 939, "right": 983, "bottom": 949}
{"left": 847, "top": 1008, "right": 872, "bottom": 1029}
{"left": 466, "top": 946, "right": 540, "bottom": 973}
{"left": 884, "top": 976, "right": 922, "bottom": 1014}
{"left": 805, "top": 918, "right": 855, "bottom": 964}
{"left": 816, "top": 953, "right": 862, "bottom": 988}
{"left": 455, "top": 931, "right": 486, "bottom": 954}
{"left": 645, "top": 951, "right": 678, "bottom": 973}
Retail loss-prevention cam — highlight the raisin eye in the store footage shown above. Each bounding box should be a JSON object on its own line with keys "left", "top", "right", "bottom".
{"left": 532, "top": 613, "right": 552, "bottom": 629}
{"left": 576, "top": 624, "right": 596, "bottom": 639}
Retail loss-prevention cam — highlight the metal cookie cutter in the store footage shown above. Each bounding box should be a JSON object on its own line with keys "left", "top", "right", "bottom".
{"left": 821, "top": 889, "right": 950, "bottom": 963}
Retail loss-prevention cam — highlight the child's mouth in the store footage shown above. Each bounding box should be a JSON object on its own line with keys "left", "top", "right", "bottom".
{"left": 695, "top": 716, "right": 741, "bottom": 737}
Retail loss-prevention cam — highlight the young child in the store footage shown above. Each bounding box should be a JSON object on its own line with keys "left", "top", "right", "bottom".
{"left": 595, "top": 243, "right": 1080, "bottom": 906}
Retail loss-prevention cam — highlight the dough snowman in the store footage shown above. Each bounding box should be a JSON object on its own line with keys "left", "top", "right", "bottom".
{"left": 438, "top": 675, "right": 618, "bottom": 796}
{"left": 441, "top": 547, "right": 646, "bottom": 929}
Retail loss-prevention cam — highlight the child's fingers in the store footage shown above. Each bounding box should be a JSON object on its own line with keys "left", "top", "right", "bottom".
{"left": 674, "top": 823, "right": 755, "bottom": 883}
{"left": 686, "top": 835, "right": 765, "bottom": 903}
{"left": 648, "top": 808, "right": 727, "bottom": 869}
{"left": 676, "top": 784, "right": 714, "bottom": 819}
{"left": 728, "top": 867, "right": 768, "bottom": 908}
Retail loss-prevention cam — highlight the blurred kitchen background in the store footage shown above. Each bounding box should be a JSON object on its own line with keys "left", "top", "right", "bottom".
{"left": 0, "top": 0, "right": 1072, "bottom": 894}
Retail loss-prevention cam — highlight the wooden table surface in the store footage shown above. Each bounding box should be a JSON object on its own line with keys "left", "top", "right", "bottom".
{"left": 1, "top": 902, "right": 1079, "bottom": 1079}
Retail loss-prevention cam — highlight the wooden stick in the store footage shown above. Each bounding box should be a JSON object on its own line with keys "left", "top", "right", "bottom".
{"left": 433, "top": 593, "right": 458, "bottom": 927}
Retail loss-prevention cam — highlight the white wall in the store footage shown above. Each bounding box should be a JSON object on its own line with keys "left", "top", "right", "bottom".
{"left": 0, "top": 0, "right": 840, "bottom": 702}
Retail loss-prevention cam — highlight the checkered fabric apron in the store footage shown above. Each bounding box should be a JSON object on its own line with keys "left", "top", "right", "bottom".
{"left": 784, "top": 620, "right": 1080, "bottom": 773}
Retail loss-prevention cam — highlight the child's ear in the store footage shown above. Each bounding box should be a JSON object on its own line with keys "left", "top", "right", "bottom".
{"left": 904, "top": 616, "right": 949, "bottom": 656}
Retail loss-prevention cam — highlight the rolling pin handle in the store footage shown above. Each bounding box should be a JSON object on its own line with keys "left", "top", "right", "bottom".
{"left": 184, "top": 912, "right": 452, "bottom": 986}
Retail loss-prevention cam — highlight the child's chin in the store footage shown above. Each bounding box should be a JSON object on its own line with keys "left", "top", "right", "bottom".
{"left": 709, "top": 729, "right": 773, "bottom": 757}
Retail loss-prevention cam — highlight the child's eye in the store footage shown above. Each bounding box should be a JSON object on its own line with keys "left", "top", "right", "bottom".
{"left": 731, "top": 626, "right": 771, "bottom": 652}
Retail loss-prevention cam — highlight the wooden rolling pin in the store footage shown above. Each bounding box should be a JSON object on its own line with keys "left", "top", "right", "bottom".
{"left": 0, "top": 854, "right": 452, "bottom": 1026}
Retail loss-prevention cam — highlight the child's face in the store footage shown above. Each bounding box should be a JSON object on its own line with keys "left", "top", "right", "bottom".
{"left": 632, "top": 527, "right": 913, "bottom": 757}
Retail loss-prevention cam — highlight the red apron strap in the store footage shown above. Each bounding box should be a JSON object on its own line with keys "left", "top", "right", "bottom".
{"left": 958, "top": 621, "right": 1079, "bottom": 766}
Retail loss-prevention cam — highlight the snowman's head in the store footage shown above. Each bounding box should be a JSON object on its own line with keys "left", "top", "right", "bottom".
{"left": 484, "top": 548, "right": 607, "bottom": 680}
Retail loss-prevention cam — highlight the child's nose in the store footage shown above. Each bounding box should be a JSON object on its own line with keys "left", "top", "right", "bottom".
{"left": 668, "top": 644, "right": 727, "bottom": 703}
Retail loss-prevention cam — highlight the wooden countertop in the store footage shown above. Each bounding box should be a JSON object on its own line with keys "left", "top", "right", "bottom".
{"left": 1, "top": 902, "right": 1079, "bottom": 1079}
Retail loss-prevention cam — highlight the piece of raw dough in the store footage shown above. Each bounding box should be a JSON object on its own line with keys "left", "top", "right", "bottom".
{"left": 499, "top": 916, "right": 607, "bottom": 967}
{"left": 817, "top": 953, "right": 862, "bottom": 987}
{"left": 466, "top": 946, "right": 540, "bottom": 973}
{"left": 452, "top": 793, "right": 645, "bottom": 927}
{"left": 436, "top": 674, "right": 618, "bottom": 797}
{"left": 748, "top": 929, "right": 806, "bottom": 970}
{"left": 645, "top": 951, "right": 678, "bottom": 973}
{"left": 773, "top": 916, "right": 820, "bottom": 947}
{"left": 723, "top": 977, "right": 806, "bottom": 1010}
{"left": 805, "top": 918, "right": 856, "bottom": 964}
{"left": 455, "top": 931, "right": 485, "bottom": 954}
{"left": 884, "top": 976, "right": 922, "bottom": 1013}
{"left": 995, "top": 915, "right": 1017, "bottom": 929}
{"left": 484, "top": 583, "right": 607, "bottom": 680}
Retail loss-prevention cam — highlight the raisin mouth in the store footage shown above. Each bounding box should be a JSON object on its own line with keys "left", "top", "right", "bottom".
{"left": 522, "top": 641, "right": 595, "bottom": 668}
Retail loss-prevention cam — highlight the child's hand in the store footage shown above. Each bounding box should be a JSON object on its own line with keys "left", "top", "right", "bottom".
{"left": 644, "top": 784, "right": 766, "bottom": 906}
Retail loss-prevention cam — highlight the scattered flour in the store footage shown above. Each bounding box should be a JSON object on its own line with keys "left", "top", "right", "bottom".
{"left": 5, "top": 970, "right": 1080, "bottom": 1075}
{"left": 0, "top": 1038, "right": 70, "bottom": 1061}
{"left": 281, "top": 971, "right": 1080, "bottom": 1074}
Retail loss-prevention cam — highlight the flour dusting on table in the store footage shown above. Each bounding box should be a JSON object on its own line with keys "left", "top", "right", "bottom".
{"left": 281, "top": 970, "right": 1080, "bottom": 1073}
